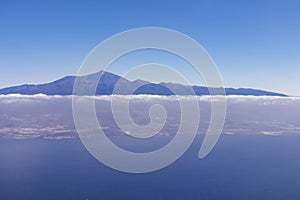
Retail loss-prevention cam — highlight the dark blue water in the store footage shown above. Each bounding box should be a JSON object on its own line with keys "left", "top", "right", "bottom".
{"left": 1, "top": 135, "right": 300, "bottom": 200}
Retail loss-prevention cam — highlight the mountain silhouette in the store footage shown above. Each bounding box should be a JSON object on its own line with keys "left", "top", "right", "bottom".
{"left": 0, "top": 71, "right": 287, "bottom": 96}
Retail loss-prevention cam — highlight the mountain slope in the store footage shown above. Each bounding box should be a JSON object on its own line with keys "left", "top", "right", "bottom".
{"left": 0, "top": 71, "right": 288, "bottom": 97}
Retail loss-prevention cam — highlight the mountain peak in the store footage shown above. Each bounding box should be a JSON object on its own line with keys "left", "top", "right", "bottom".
{"left": 0, "top": 71, "right": 288, "bottom": 97}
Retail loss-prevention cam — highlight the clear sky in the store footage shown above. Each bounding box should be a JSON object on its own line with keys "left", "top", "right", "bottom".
{"left": 0, "top": 0, "right": 299, "bottom": 95}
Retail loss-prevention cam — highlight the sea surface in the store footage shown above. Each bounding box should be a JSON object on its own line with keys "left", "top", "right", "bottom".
{"left": 1, "top": 135, "right": 300, "bottom": 200}
{"left": 0, "top": 95, "right": 300, "bottom": 199}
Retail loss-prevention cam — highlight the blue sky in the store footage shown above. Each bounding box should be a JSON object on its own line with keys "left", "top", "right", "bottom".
{"left": 0, "top": 0, "right": 299, "bottom": 95}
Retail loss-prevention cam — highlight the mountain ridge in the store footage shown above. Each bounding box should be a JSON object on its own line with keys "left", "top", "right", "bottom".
{"left": 0, "top": 71, "right": 288, "bottom": 97}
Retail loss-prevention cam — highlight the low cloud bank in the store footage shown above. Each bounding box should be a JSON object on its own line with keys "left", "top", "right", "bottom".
{"left": 0, "top": 94, "right": 299, "bottom": 139}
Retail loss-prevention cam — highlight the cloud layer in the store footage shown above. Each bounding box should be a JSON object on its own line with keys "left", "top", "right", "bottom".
{"left": 0, "top": 94, "right": 299, "bottom": 139}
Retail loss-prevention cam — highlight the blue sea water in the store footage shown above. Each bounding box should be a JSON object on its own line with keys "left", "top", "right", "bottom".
{"left": 1, "top": 135, "right": 300, "bottom": 200}
{"left": 0, "top": 95, "right": 299, "bottom": 199}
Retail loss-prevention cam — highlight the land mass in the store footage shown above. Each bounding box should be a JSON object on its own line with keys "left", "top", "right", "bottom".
{"left": 0, "top": 71, "right": 287, "bottom": 96}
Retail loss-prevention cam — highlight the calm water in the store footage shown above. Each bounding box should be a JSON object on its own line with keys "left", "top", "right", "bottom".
{"left": 1, "top": 135, "right": 300, "bottom": 200}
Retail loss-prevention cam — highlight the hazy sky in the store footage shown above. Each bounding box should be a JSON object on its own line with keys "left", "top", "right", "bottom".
{"left": 0, "top": 0, "right": 299, "bottom": 95}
